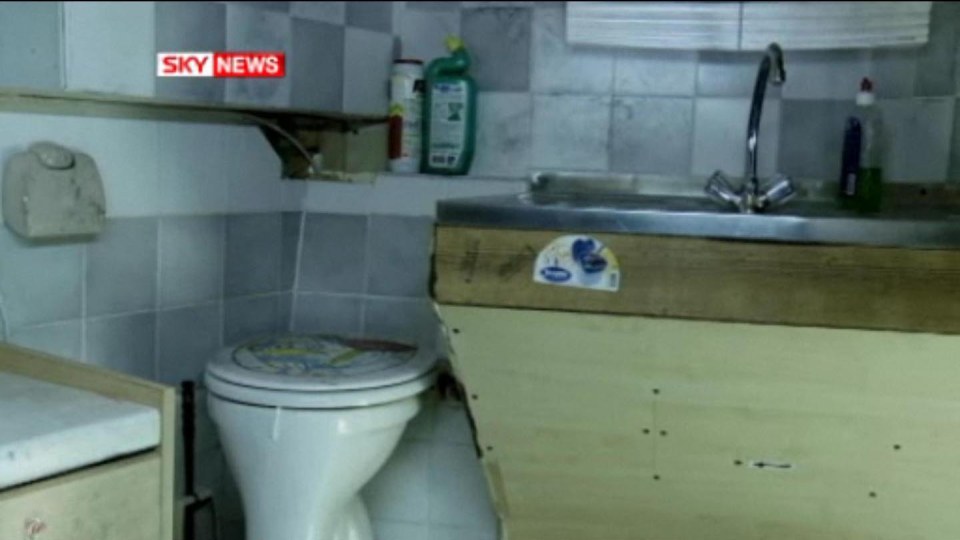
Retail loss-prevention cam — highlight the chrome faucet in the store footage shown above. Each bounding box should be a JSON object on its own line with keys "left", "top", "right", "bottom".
{"left": 705, "top": 43, "right": 795, "bottom": 213}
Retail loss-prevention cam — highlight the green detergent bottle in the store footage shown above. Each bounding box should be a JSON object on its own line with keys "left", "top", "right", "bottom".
{"left": 421, "top": 36, "right": 476, "bottom": 175}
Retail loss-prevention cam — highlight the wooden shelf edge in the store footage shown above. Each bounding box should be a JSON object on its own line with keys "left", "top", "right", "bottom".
{"left": 0, "top": 87, "right": 388, "bottom": 180}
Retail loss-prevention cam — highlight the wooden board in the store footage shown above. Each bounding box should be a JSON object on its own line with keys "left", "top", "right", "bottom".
{"left": 439, "top": 305, "right": 960, "bottom": 540}
{"left": 0, "top": 343, "right": 176, "bottom": 540}
{"left": 0, "top": 453, "right": 161, "bottom": 540}
{"left": 433, "top": 226, "right": 960, "bottom": 334}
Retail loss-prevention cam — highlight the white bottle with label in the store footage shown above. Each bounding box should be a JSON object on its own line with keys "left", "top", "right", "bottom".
{"left": 388, "top": 60, "right": 424, "bottom": 173}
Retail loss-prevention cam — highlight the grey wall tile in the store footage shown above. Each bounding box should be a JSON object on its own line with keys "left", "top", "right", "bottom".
{"left": 291, "top": 18, "right": 344, "bottom": 111}
{"left": 224, "top": 294, "right": 283, "bottom": 345}
{"left": 530, "top": 5, "right": 612, "bottom": 94}
{"left": 916, "top": 1, "right": 960, "bottom": 96}
{"left": 86, "top": 218, "right": 158, "bottom": 317}
{"left": 86, "top": 313, "right": 157, "bottom": 380}
{"left": 871, "top": 48, "right": 918, "bottom": 98}
{"left": 347, "top": 1, "right": 394, "bottom": 33}
{"left": 342, "top": 27, "right": 394, "bottom": 114}
{"left": 472, "top": 92, "right": 532, "bottom": 177}
{"left": 461, "top": 7, "right": 531, "bottom": 92}
{"left": 778, "top": 99, "right": 859, "bottom": 181}
{"left": 0, "top": 2, "right": 62, "bottom": 90}
{"left": 298, "top": 213, "right": 367, "bottom": 293}
{"left": 277, "top": 292, "right": 292, "bottom": 332}
{"left": 366, "top": 216, "right": 433, "bottom": 297}
{"left": 614, "top": 50, "right": 696, "bottom": 97}
{"left": 693, "top": 97, "right": 781, "bottom": 179}
{"left": 951, "top": 98, "right": 960, "bottom": 181}
{"left": 225, "top": 213, "right": 282, "bottom": 297}
{"left": 697, "top": 51, "right": 782, "bottom": 98}
{"left": 0, "top": 231, "right": 82, "bottom": 327}
{"left": 291, "top": 1, "right": 346, "bottom": 24}
{"left": 400, "top": 2, "right": 461, "bottom": 63}
{"left": 157, "top": 303, "right": 222, "bottom": 384}
{"left": 227, "top": 1, "right": 290, "bottom": 12}
{"left": 281, "top": 212, "right": 302, "bottom": 290}
{"left": 531, "top": 94, "right": 611, "bottom": 171}
{"left": 292, "top": 293, "right": 363, "bottom": 337}
{"left": 610, "top": 97, "right": 693, "bottom": 175}
{"left": 9, "top": 320, "right": 83, "bottom": 360}
{"left": 160, "top": 216, "right": 225, "bottom": 308}
{"left": 155, "top": 2, "right": 226, "bottom": 102}
{"left": 225, "top": 4, "right": 292, "bottom": 107}
{"left": 879, "top": 97, "right": 954, "bottom": 182}
{"left": 363, "top": 297, "right": 438, "bottom": 348}
{"left": 781, "top": 49, "right": 870, "bottom": 100}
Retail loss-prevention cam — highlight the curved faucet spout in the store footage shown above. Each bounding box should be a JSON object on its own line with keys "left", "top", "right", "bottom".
{"left": 746, "top": 43, "right": 786, "bottom": 195}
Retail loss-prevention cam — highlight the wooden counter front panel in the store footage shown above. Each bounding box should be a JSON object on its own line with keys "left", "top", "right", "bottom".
{"left": 440, "top": 305, "right": 960, "bottom": 540}
{"left": 433, "top": 226, "right": 960, "bottom": 334}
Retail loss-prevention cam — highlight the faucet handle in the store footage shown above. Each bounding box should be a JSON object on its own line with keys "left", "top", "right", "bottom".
{"left": 759, "top": 174, "right": 796, "bottom": 209}
{"left": 705, "top": 170, "right": 741, "bottom": 209}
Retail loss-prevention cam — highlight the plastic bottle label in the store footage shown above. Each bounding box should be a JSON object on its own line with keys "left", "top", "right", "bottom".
{"left": 428, "top": 80, "right": 468, "bottom": 169}
{"left": 389, "top": 73, "right": 423, "bottom": 169}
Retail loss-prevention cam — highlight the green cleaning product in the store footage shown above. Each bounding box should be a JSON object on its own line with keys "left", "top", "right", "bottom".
{"left": 421, "top": 36, "right": 476, "bottom": 175}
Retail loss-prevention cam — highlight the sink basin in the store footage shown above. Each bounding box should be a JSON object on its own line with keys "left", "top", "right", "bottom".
{"left": 437, "top": 173, "right": 960, "bottom": 249}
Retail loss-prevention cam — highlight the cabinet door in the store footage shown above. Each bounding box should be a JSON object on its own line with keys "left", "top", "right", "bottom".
{"left": 0, "top": 454, "right": 161, "bottom": 540}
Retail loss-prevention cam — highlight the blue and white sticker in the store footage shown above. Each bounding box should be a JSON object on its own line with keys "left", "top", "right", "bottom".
{"left": 533, "top": 235, "right": 620, "bottom": 292}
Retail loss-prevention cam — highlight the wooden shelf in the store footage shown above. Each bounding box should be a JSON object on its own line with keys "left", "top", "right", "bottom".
{"left": 0, "top": 87, "right": 388, "bottom": 179}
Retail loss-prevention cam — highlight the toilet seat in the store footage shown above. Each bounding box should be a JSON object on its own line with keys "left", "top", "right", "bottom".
{"left": 205, "top": 335, "right": 437, "bottom": 408}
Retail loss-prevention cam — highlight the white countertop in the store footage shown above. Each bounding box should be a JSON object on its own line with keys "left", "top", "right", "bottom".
{"left": 0, "top": 372, "right": 160, "bottom": 489}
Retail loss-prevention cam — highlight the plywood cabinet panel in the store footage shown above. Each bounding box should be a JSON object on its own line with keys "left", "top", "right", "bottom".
{"left": 0, "top": 454, "right": 161, "bottom": 540}
{"left": 440, "top": 305, "right": 960, "bottom": 539}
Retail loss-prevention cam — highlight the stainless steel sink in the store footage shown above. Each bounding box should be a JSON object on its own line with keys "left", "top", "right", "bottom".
{"left": 436, "top": 172, "right": 960, "bottom": 249}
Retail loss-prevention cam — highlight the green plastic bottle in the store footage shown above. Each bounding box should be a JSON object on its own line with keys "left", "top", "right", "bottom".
{"left": 421, "top": 36, "right": 476, "bottom": 175}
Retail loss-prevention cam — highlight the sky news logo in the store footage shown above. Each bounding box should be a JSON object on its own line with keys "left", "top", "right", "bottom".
{"left": 157, "top": 52, "right": 286, "bottom": 78}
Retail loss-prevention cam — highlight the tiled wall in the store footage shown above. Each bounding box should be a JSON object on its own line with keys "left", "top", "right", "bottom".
{"left": 0, "top": 3, "right": 500, "bottom": 540}
{"left": 396, "top": 1, "right": 960, "bottom": 183}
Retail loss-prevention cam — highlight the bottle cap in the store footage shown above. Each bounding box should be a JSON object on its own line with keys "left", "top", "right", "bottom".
{"left": 856, "top": 77, "right": 875, "bottom": 106}
{"left": 445, "top": 35, "right": 465, "bottom": 52}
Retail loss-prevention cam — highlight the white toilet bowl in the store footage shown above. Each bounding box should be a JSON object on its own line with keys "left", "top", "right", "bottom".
{"left": 205, "top": 335, "right": 437, "bottom": 540}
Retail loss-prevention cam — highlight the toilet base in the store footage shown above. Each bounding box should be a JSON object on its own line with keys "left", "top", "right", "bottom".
{"left": 331, "top": 497, "right": 374, "bottom": 540}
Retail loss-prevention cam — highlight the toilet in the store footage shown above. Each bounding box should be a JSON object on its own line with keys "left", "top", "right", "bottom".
{"left": 205, "top": 334, "right": 437, "bottom": 540}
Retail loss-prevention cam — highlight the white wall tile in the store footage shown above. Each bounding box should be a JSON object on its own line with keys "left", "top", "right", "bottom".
{"left": 63, "top": 1, "right": 155, "bottom": 97}
{"left": 782, "top": 50, "right": 871, "bottom": 100}
{"left": 399, "top": 3, "right": 460, "bottom": 63}
{"left": 158, "top": 123, "right": 228, "bottom": 215}
{"left": 9, "top": 320, "right": 83, "bottom": 360}
{"left": 225, "top": 3, "right": 292, "bottom": 107}
{"left": 531, "top": 5, "right": 613, "bottom": 94}
{"left": 428, "top": 444, "right": 497, "bottom": 532}
{"left": 370, "top": 175, "right": 448, "bottom": 216}
{"left": 880, "top": 97, "right": 955, "bottom": 182}
{"left": 692, "top": 98, "right": 780, "bottom": 179}
{"left": 302, "top": 181, "right": 375, "bottom": 214}
{"left": 223, "top": 125, "right": 284, "bottom": 212}
{"left": 291, "top": 1, "right": 346, "bottom": 24}
{"left": 472, "top": 93, "right": 532, "bottom": 178}
{"left": 531, "top": 94, "right": 611, "bottom": 171}
{"left": 0, "top": 2, "right": 63, "bottom": 90}
{"left": 363, "top": 441, "right": 431, "bottom": 522}
{"left": 281, "top": 181, "right": 307, "bottom": 211}
{"left": 614, "top": 50, "right": 697, "bottom": 97}
{"left": 343, "top": 27, "right": 395, "bottom": 115}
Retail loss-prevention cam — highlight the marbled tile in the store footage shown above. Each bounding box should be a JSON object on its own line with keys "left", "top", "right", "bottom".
{"left": 531, "top": 94, "right": 611, "bottom": 171}
{"left": 530, "top": 5, "right": 612, "bottom": 94}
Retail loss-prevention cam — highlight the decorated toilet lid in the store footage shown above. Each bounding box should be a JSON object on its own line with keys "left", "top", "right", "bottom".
{"left": 206, "top": 334, "right": 436, "bottom": 392}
